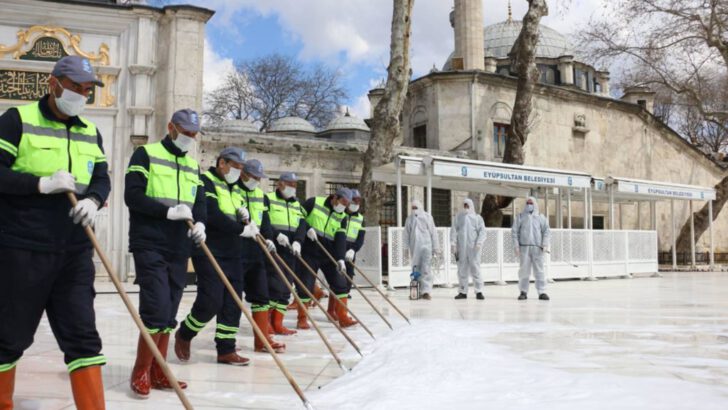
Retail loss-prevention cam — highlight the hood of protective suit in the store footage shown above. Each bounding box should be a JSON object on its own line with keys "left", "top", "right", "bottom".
{"left": 411, "top": 199, "right": 424, "bottom": 216}
{"left": 463, "top": 198, "right": 475, "bottom": 215}
{"left": 519, "top": 196, "right": 540, "bottom": 216}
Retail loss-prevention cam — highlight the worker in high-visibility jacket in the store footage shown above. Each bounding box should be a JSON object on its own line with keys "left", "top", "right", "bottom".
{"left": 266, "top": 172, "right": 308, "bottom": 333}
{"left": 237, "top": 159, "right": 286, "bottom": 353}
{"left": 299, "top": 188, "right": 358, "bottom": 328}
{"left": 175, "top": 147, "right": 254, "bottom": 366}
{"left": 125, "top": 109, "right": 207, "bottom": 398}
{"left": 0, "top": 56, "right": 110, "bottom": 409}
{"left": 336, "top": 189, "right": 365, "bottom": 314}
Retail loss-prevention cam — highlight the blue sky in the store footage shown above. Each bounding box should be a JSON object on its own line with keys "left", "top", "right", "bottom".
{"left": 169, "top": 0, "right": 603, "bottom": 119}
{"left": 201, "top": 5, "right": 386, "bottom": 118}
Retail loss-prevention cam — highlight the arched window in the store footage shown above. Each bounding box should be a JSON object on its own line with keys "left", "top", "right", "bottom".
{"left": 410, "top": 106, "right": 427, "bottom": 148}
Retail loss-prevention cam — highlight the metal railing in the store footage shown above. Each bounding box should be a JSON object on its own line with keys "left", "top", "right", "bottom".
{"left": 387, "top": 227, "right": 658, "bottom": 288}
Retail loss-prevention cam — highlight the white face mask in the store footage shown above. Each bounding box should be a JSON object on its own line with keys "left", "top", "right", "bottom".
{"left": 281, "top": 186, "right": 296, "bottom": 198}
{"left": 412, "top": 208, "right": 422, "bottom": 216}
{"left": 348, "top": 203, "right": 360, "bottom": 213}
{"left": 526, "top": 204, "right": 535, "bottom": 213}
{"left": 224, "top": 167, "right": 241, "bottom": 184}
{"left": 173, "top": 134, "right": 194, "bottom": 152}
{"left": 243, "top": 178, "right": 259, "bottom": 190}
{"left": 333, "top": 203, "right": 346, "bottom": 213}
{"left": 55, "top": 85, "right": 87, "bottom": 117}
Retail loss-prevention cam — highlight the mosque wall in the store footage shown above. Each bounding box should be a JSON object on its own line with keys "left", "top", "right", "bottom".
{"left": 401, "top": 72, "right": 727, "bottom": 252}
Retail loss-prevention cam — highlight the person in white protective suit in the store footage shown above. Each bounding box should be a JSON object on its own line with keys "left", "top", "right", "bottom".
{"left": 512, "top": 196, "right": 551, "bottom": 300}
{"left": 451, "top": 198, "right": 486, "bottom": 300}
{"left": 403, "top": 199, "right": 440, "bottom": 300}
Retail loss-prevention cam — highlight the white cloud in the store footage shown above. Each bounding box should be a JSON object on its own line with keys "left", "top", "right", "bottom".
{"left": 194, "top": 0, "right": 454, "bottom": 76}
{"left": 196, "top": 0, "right": 610, "bottom": 117}
{"left": 349, "top": 93, "right": 372, "bottom": 119}
{"left": 196, "top": 0, "right": 603, "bottom": 81}
{"left": 202, "top": 39, "right": 234, "bottom": 94}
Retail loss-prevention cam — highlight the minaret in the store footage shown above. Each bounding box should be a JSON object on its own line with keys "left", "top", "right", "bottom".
{"left": 451, "top": 0, "right": 485, "bottom": 71}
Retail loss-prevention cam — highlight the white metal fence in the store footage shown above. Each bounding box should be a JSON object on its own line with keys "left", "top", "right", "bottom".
{"left": 387, "top": 227, "right": 658, "bottom": 288}
{"left": 351, "top": 226, "right": 382, "bottom": 287}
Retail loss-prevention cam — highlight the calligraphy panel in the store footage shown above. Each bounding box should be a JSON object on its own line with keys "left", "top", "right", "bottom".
{"left": 19, "top": 37, "right": 68, "bottom": 62}
{"left": 0, "top": 69, "right": 95, "bottom": 103}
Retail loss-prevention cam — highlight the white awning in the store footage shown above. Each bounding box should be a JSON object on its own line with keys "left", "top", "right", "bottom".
{"left": 592, "top": 176, "right": 716, "bottom": 202}
{"left": 372, "top": 155, "right": 591, "bottom": 197}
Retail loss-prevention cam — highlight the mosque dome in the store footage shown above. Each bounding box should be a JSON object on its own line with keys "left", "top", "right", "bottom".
{"left": 219, "top": 119, "right": 259, "bottom": 133}
{"left": 442, "top": 20, "right": 574, "bottom": 70}
{"left": 324, "top": 111, "right": 370, "bottom": 132}
{"left": 268, "top": 116, "right": 316, "bottom": 134}
{"left": 483, "top": 20, "right": 574, "bottom": 59}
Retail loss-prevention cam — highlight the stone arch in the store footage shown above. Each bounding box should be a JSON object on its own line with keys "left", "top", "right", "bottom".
{"left": 489, "top": 101, "right": 512, "bottom": 123}
{"left": 409, "top": 105, "right": 428, "bottom": 148}
{"left": 410, "top": 105, "right": 427, "bottom": 126}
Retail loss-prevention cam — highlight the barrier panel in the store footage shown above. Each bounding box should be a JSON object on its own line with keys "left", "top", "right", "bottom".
{"left": 387, "top": 227, "right": 658, "bottom": 288}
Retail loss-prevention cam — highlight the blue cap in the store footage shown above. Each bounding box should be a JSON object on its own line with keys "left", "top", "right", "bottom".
{"left": 244, "top": 159, "right": 267, "bottom": 178}
{"left": 351, "top": 189, "right": 361, "bottom": 199}
{"left": 219, "top": 147, "right": 246, "bottom": 164}
{"left": 279, "top": 172, "right": 298, "bottom": 182}
{"left": 171, "top": 109, "right": 201, "bottom": 133}
{"left": 51, "top": 56, "right": 104, "bottom": 87}
{"left": 335, "top": 187, "right": 353, "bottom": 202}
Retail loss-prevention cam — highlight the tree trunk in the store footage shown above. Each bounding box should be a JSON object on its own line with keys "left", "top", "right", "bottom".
{"left": 675, "top": 175, "right": 728, "bottom": 252}
{"left": 359, "top": 0, "right": 414, "bottom": 226}
{"left": 481, "top": 0, "right": 549, "bottom": 226}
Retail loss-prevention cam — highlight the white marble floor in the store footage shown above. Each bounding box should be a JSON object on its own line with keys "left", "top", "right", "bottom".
{"left": 11, "top": 272, "right": 728, "bottom": 409}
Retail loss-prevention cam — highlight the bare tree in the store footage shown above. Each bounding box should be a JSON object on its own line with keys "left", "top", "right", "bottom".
{"left": 204, "top": 54, "right": 348, "bottom": 131}
{"left": 358, "top": 0, "right": 414, "bottom": 226}
{"left": 580, "top": 0, "right": 728, "bottom": 253}
{"left": 615, "top": 64, "right": 728, "bottom": 154}
{"left": 480, "top": 0, "right": 549, "bottom": 226}
{"left": 204, "top": 69, "right": 255, "bottom": 124}
{"left": 580, "top": 0, "right": 728, "bottom": 129}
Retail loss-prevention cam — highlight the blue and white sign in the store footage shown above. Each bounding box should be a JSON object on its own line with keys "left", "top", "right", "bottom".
{"left": 616, "top": 181, "right": 715, "bottom": 200}
{"left": 433, "top": 162, "right": 591, "bottom": 188}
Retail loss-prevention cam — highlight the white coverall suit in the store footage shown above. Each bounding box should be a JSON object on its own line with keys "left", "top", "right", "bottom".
{"left": 512, "top": 197, "right": 551, "bottom": 294}
{"left": 404, "top": 200, "right": 440, "bottom": 294}
{"left": 451, "top": 198, "right": 487, "bottom": 295}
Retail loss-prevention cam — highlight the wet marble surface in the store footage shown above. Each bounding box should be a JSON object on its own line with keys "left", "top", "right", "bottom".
{"left": 12, "top": 272, "right": 728, "bottom": 409}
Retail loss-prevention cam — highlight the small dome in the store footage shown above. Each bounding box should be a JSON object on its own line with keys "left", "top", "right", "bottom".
{"left": 484, "top": 20, "right": 573, "bottom": 59}
{"left": 219, "top": 119, "right": 259, "bottom": 133}
{"left": 268, "top": 116, "right": 316, "bottom": 133}
{"left": 324, "top": 111, "right": 370, "bottom": 132}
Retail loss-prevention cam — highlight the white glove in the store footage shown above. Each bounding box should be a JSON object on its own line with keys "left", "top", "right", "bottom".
{"left": 237, "top": 206, "right": 250, "bottom": 222}
{"left": 542, "top": 246, "right": 550, "bottom": 254}
{"left": 266, "top": 239, "right": 277, "bottom": 253}
{"left": 450, "top": 244, "right": 457, "bottom": 255}
{"left": 337, "top": 259, "right": 346, "bottom": 273}
{"left": 167, "top": 204, "right": 193, "bottom": 221}
{"left": 240, "top": 222, "right": 260, "bottom": 238}
{"left": 345, "top": 249, "right": 356, "bottom": 262}
{"left": 187, "top": 222, "right": 206, "bottom": 244}
{"left": 38, "top": 170, "right": 75, "bottom": 194}
{"left": 276, "top": 233, "right": 290, "bottom": 248}
{"left": 291, "top": 241, "right": 301, "bottom": 256}
{"left": 307, "top": 228, "right": 318, "bottom": 241}
{"left": 68, "top": 198, "right": 99, "bottom": 227}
